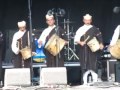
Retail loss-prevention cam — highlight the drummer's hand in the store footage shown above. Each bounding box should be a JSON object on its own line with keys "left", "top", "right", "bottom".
{"left": 79, "top": 41, "right": 86, "bottom": 46}
{"left": 32, "top": 52, "right": 37, "bottom": 56}
{"left": 108, "top": 45, "right": 113, "bottom": 51}
{"left": 99, "top": 43, "right": 104, "bottom": 50}
{"left": 65, "top": 41, "right": 69, "bottom": 45}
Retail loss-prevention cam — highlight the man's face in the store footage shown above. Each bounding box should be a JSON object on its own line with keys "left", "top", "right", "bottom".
{"left": 46, "top": 18, "right": 55, "bottom": 26}
{"left": 19, "top": 26, "right": 26, "bottom": 31}
{"left": 83, "top": 19, "right": 92, "bottom": 25}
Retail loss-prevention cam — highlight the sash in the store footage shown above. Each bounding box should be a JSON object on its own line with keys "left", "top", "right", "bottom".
{"left": 46, "top": 27, "right": 57, "bottom": 42}
{"left": 18, "top": 31, "right": 29, "bottom": 49}
{"left": 81, "top": 26, "right": 100, "bottom": 43}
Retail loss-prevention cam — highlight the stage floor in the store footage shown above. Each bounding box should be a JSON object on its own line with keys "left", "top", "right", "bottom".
{"left": 1, "top": 83, "right": 120, "bottom": 90}
{"left": 1, "top": 62, "right": 114, "bottom": 90}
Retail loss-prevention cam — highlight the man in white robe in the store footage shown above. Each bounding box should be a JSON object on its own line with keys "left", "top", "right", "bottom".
{"left": 11, "top": 21, "right": 31, "bottom": 68}
{"left": 74, "top": 14, "right": 104, "bottom": 85}
{"left": 38, "top": 14, "right": 68, "bottom": 67}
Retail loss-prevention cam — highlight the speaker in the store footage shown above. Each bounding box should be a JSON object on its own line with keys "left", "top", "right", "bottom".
{"left": 66, "top": 66, "right": 81, "bottom": 85}
{"left": 106, "top": 59, "right": 116, "bottom": 81}
{"left": 115, "top": 61, "right": 120, "bottom": 82}
{"left": 40, "top": 67, "right": 67, "bottom": 87}
{"left": 4, "top": 68, "right": 31, "bottom": 86}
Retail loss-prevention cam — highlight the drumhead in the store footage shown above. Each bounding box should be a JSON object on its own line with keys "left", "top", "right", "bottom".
{"left": 110, "top": 39, "right": 120, "bottom": 59}
{"left": 45, "top": 34, "right": 66, "bottom": 56}
{"left": 87, "top": 37, "right": 100, "bottom": 52}
{"left": 20, "top": 47, "right": 32, "bottom": 60}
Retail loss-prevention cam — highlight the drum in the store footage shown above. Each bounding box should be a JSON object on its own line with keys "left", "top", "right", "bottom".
{"left": 109, "top": 39, "right": 120, "bottom": 59}
{"left": 20, "top": 46, "right": 32, "bottom": 60}
{"left": 87, "top": 37, "right": 100, "bottom": 52}
{"left": 45, "top": 34, "right": 66, "bottom": 56}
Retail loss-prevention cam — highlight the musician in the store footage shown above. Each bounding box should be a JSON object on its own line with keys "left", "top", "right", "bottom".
{"left": 109, "top": 25, "right": 120, "bottom": 82}
{"left": 110, "top": 26, "right": 120, "bottom": 61}
{"left": 74, "top": 14, "right": 104, "bottom": 84}
{"left": 38, "top": 14, "right": 67, "bottom": 67}
{"left": 110, "top": 25, "right": 120, "bottom": 46}
{"left": 11, "top": 21, "right": 31, "bottom": 68}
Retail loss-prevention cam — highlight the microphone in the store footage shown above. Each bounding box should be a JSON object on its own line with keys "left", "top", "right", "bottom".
{"left": 113, "top": 6, "right": 120, "bottom": 14}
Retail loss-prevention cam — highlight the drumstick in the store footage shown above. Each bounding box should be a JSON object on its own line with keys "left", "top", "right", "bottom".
{"left": 84, "top": 36, "right": 90, "bottom": 43}
{"left": 28, "top": 31, "right": 30, "bottom": 46}
{"left": 96, "top": 32, "right": 101, "bottom": 36}
{"left": 17, "top": 41, "right": 19, "bottom": 48}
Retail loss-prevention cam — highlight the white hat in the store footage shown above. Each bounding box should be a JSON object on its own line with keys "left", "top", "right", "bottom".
{"left": 17, "top": 21, "right": 26, "bottom": 27}
{"left": 45, "top": 14, "right": 54, "bottom": 20}
{"left": 83, "top": 14, "right": 92, "bottom": 20}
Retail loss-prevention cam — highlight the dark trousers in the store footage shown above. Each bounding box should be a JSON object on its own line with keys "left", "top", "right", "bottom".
{"left": 12, "top": 53, "right": 31, "bottom": 68}
{"left": 45, "top": 49, "right": 64, "bottom": 67}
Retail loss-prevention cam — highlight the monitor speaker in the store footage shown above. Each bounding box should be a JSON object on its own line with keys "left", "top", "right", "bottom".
{"left": 40, "top": 67, "right": 67, "bottom": 87}
{"left": 4, "top": 68, "right": 31, "bottom": 86}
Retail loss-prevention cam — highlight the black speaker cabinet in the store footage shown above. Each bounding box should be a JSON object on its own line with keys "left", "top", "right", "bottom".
{"left": 66, "top": 66, "right": 81, "bottom": 85}
{"left": 115, "top": 61, "right": 120, "bottom": 83}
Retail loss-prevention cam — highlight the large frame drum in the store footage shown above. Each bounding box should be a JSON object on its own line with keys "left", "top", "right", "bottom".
{"left": 87, "top": 37, "right": 100, "bottom": 52}
{"left": 20, "top": 46, "right": 32, "bottom": 60}
{"left": 110, "top": 39, "right": 120, "bottom": 59}
{"left": 45, "top": 34, "right": 66, "bottom": 56}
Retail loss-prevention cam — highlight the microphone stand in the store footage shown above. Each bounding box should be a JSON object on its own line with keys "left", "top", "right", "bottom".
{"left": 28, "top": 0, "right": 33, "bottom": 86}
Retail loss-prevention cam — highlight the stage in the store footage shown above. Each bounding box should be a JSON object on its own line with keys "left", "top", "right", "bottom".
{"left": 1, "top": 82, "right": 120, "bottom": 90}
{"left": 1, "top": 62, "right": 81, "bottom": 86}
{"left": 1, "top": 61, "right": 120, "bottom": 90}
{"left": 21, "top": 85, "right": 120, "bottom": 90}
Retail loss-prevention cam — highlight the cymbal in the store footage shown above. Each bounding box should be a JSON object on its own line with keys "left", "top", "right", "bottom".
{"left": 32, "top": 29, "right": 43, "bottom": 33}
{"left": 61, "top": 20, "right": 75, "bottom": 24}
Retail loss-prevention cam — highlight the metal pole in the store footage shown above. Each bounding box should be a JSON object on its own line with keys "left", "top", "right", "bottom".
{"left": 66, "top": 19, "right": 70, "bottom": 60}
{"left": 55, "top": 13, "right": 59, "bottom": 67}
{"left": 28, "top": 0, "right": 33, "bottom": 86}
